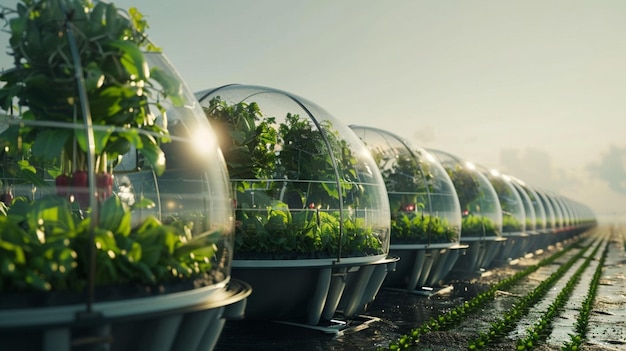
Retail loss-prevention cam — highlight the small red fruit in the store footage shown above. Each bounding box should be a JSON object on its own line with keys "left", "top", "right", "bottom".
{"left": 96, "top": 172, "right": 114, "bottom": 200}
{"left": 55, "top": 174, "right": 71, "bottom": 198}
{"left": 0, "top": 186, "right": 13, "bottom": 206}
{"left": 71, "top": 170, "right": 89, "bottom": 208}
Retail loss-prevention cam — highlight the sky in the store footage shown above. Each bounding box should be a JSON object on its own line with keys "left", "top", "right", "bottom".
{"left": 1, "top": 0, "right": 625, "bottom": 223}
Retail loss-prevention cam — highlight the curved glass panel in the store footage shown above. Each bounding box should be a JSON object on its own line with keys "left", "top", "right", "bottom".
{"left": 535, "top": 189, "right": 557, "bottom": 231}
{"left": 196, "top": 85, "right": 391, "bottom": 261}
{"left": 509, "top": 178, "right": 536, "bottom": 233}
{"left": 481, "top": 169, "right": 526, "bottom": 234}
{"left": 428, "top": 150, "right": 502, "bottom": 238}
{"left": 567, "top": 199, "right": 582, "bottom": 226}
{"left": 548, "top": 193, "right": 566, "bottom": 230}
{"left": 512, "top": 178, "right": 547, "bottom": 232}
{"left": 0, "top": 51, "right": 233, "bottom": 293}
{"left": 570, "top": 200, "right": 581, "bottom": 226}
{"left": 349, "top": 126, "right": 462, "bottom": 246}
{"left": 556, "top": 196, "right": 574, "bottom": 228}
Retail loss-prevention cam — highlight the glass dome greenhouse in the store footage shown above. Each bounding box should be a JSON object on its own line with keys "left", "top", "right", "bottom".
{"left": 349, "top": 126, "right": 464, "bottom": 291}
{"left": 511, "top": 177, "right": 547, "bottom": 233}
{"left": 349, "top": 126, "right": 461, "bottom": 246}
{"left": 536, "top": 189, "right": 557, "bottom": 235}
{"left": 196, "top": 85, "right": 391, "bottom": 262}
{"left": 195, "top": 84, "right": 396, "bottom": 326}
{"left": 509, "top": 178, "right": 536, "bottom": 233}
{"left": 0, "top": 1, "right": 249, "bottom": 350}
{"left": 545, "top": 191, "right": 565, "bottom": 232}
{"left": 480, "top": 168, "right": 530, "bottom": 263}
{"left": 510, "top": 177, "right": 551, "bottom": 252}
{"left": 556, "top": 195, "right": 574, "bottom": 229}
{"left": 428, "top": 150, "right": 505, "bottom": 273}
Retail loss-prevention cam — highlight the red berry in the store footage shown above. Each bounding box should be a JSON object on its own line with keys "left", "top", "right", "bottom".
{"left": 55, "top": 174, "right": 70, "bottom": 198}
{"left": 0, "top": 189, "right": 13, "bottom": 206}
{"left": 71, "top": 171, "right": 89, "bottom": 208}
{"left": 96, "top": 172, "right": 114, "bottom": 200}
{"left": 71, "top": 171, "right": 89, "bottom": 187}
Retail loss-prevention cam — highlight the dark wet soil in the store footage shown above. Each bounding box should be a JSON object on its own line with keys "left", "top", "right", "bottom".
{"left": 214, "top": 226, "right": 625, "bottom": 351}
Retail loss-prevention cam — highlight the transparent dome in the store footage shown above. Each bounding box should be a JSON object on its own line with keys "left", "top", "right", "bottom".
{"left": 481, "top": 169, "right": 526, "bottom": 234}
{"left": 545, "top": 192, "right": 565, "bottom": 230}
{"left": 428, "top": 150, "right": 502, "bottom": 238}
{"left": 556, "top": 195, "right": 574, "bottom": 228}
{"left": 349, "top": 126, "right": 462, "bottom": 246}
{"left": 511, "top": 177, "right": 547, "bottom": 232}
{"left": 508, "top": 178, "right": 536, "bottom": 233}
{"left": 535, "top": 190, "right": 557, "bottom": 231}
{"left": 0, "top": 49, "right": 234, "bottom": 293}
{"left": 195, "top": 85, "right": 391, "bottom": 262}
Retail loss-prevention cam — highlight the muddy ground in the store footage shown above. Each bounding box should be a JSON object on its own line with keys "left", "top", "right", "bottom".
{"left": 214, "top": 226, "right": 625, "bottom": 351}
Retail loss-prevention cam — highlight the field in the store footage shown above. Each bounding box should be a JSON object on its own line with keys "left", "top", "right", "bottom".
{"left": 215, "top": 225, "right": 626, "bottom": 351}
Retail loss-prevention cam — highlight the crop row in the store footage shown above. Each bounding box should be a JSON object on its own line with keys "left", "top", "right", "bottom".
{"left": 515, "top": 237, "right": 606, "bottom": 350}
{"left": 467, "top": 237, "right": 597, "bottom": 349}
{"left": 561, "top": 235, "right": 609, "bottom": 350}
{"left": 378, "top": 236, "right": 585, "bottom": 351}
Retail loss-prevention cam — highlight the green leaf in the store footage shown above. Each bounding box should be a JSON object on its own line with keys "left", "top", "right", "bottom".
{"left": 75, "top": 126, "right": 114, "bottom": 155}
{"left": 106, "top": 40, "right": 149, "bottom": 80}
{"left": 0, "top": 239, "right": 26, "bottom": 265}
{"left": 99, "top": 196, "right": 131, "bottom": 236}
{"left": 138, "top": 134, "right": 166, "bottom": 175}
{"left": 174, "top": 227, "right": 222, "bottom": 257}
{"left": 30, "top": 129, "right": 71, "bottom": 160}
{"left": 150, "top": 66, "right": 184, "bottom": 105}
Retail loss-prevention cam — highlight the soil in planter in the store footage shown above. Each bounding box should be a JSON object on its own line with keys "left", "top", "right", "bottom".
{"left": 215, "top": 227, "right": 625, "bottom": 351}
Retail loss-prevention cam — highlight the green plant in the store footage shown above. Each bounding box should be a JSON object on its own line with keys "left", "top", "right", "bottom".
{"left": 446, "top": 165, "right": 479, "bottom": 212}
{"left": 561, "top": 240, "right": 608, "bottom": 351}
{"left": 204, "top": 97, "right": 384, "bottom": 258}
{"left": 0, "top": 195, "right": 219, "bottom": 292}
{"left": 0, "top": 0, "right": 223, "bottom": 295}
{"left": 377, "top": 235, "right": 583, "bottom": 351}
{"left": 390, "top": 212, "right": 457, "bottom": 244}
{"left": 462, "top": 214, "right": 497, "bottom": 237}
{"left": 371, "top": 147, "right": 459, "bottom": 244}
{"left": 503, "top": 213, "right": 523, "bottom": 233}
{"left": 443, "top": 165, "right": 501, "bottom": 237}
{"left": 468, "top": 240, "right": 595, "bottom": 350}
{"left": 0, "top": 0, "right": 183, "bottom": 208}
{"left": 488, "top": 176, "right": 524, "bottom": 231}
{"left": 516, "top": 241, "right": 602, "bottom": 350}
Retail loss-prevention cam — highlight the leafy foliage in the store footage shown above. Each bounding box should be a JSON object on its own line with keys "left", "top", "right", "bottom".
{"left": 462, "top": 214, "right": 498, "bottom": 237}
{"left": 561, "top": 239, "right": 608, "bottom": 351}
{"left": 204, "top": 97, "right": 384, "bottom": 258}
{"left": 391, "top": 212, "right": 457, "bottom": 244}
{"left": 370, "top": 146, "right": 458, "bottom": 244}
{"left": 0, "top": 195, "right": 219, "bottom": 292}
{"left": 0, "top": 0, "right": 182, "bottom": 184}
{"left": 468, "top": 240, "right": 596, "bottom": 350}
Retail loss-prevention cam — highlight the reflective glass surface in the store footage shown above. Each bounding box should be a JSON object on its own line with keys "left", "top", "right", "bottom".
{"left": 350, "top": 126, "right": 462, "bottom": 246}
{"left": 428, "top": 150, "right": 502, "bottom": 238}
{"left": 196, "top": 85, "right": 391, "bottom": 260}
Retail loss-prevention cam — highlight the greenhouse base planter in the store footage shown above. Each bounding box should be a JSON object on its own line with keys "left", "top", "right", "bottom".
{"left": 0, "top": 279, "right": 252, "bottom": 351}
{"left": 230, "top": 255, "right": 399, "bottom": 326}
{"left": 382, "top": 243, "right": 467, "bottom": 292}
{"left": 449, "top": 236, "right": 507, "bottom": 277}
{"left": 527, "top": 230, "right": 554, "bottom": 254}
{"left": 491, "top": 232, "right": 531, "bottom": 266}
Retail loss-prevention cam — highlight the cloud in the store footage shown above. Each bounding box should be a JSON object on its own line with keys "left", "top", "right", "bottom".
{"left": 412, "top": 125, "right": 437, "bottom": 144}
{"left": 586, "top": 145, "right": 626, "bottom": 195}
{"left": 498, "top": 147, "right": 581, "bottom": 192}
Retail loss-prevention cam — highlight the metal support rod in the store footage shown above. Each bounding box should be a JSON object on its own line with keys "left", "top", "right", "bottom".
{"left": 59, "top": 0, "right": 98, "bottom": 313}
